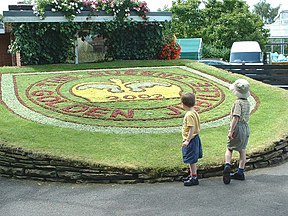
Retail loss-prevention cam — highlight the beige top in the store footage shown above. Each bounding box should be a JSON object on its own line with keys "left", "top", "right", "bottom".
{"left": 231, "top": 99, "right": 250, "bottom": 123}
{"left": 182, "top": 109, "right": 200, "bottom": 140}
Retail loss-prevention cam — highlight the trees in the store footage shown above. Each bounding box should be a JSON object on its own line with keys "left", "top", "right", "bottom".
{"left": 201, "top": 0, "right": 269, "bottom": 50}
{"left": 171, "top": 0, "right": 203, "bottom": 38}
{"left": 253, "top": 0, "right": 280, "bottom": 24}
{"left": 170, "top": 0, "right": 270, "bottom": 59}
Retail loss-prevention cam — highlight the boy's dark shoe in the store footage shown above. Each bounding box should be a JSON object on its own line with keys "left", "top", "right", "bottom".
{"left": 182, "top": 176, "right": 191, "bottom": 182}
{"left": 231, "top": 172, "right": 245, "bottom": 180}
{"left": 184, "top": 177, "right": 199, "bottom": 186}
{"left": 223, "top": 164, "right": 232, "bottom": 184}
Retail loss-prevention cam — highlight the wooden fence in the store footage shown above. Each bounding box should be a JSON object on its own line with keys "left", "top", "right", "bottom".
{"left": 214, "top": 65, "right": 288, "bottom": 88}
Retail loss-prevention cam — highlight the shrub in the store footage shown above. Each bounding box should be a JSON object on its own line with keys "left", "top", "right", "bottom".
{"left": 9, "top": 22, "right": 80, "bottom": 65}
{"left": 9, "top": 1, "right": 172, "bottom": 64}
{"left": 202, "top": 44, "right": 230, "bottom": 61}
{"left": 96, "top": 21, "right": 164, "bottom": 60}
{"left": 159, "top": 36, "right": 181, "bottom": 60}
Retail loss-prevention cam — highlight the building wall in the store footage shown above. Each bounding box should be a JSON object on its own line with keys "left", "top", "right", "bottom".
{"left": 0, "top": 33, "right": 12, "bottom": 66}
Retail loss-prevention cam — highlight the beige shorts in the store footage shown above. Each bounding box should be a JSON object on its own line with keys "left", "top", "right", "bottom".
{"left": 227, "top": 122, "right": 250, "bottom": 151}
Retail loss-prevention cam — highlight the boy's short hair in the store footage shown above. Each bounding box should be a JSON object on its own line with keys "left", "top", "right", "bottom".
{"left": 181, "top": 93, "right": 196, "bottom": 108}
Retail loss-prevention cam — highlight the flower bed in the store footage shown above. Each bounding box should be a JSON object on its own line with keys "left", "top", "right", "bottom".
{"left": 1, "top": 66, "right": 257, "bottom": 133}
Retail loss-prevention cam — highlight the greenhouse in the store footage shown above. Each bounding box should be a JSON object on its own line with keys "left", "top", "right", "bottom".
{"left": 265, "top": 9, "right": 288, "bottom": 62}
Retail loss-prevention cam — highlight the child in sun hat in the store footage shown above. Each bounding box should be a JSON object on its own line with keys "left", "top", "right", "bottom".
{"left": 223, "top": 79, "right": 251, "bottom": 184}
{"left": 181, "top": 93, "right": 203, "bottom": 186}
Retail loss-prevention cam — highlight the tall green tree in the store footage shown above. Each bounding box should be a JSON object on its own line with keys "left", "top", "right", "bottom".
{"left": 201, "top": 0, "right": 269, "bottom": 50}
{"left": 171, "top": 0, "right": 203, "bottom": 38}
{"left": 253, "top": 0, "right": 280, "bottom": 24}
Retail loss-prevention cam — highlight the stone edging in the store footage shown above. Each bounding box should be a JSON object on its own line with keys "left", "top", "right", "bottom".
{"left": 0, "top": 135, "right": 287, "bottom": 184}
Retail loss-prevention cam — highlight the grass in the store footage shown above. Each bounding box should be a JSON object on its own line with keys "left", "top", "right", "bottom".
{"left": 0, "top": 59, "right": 190, "bottom": 74}
{"left": 0, "top": 60, "right": 287, "bottom": 172}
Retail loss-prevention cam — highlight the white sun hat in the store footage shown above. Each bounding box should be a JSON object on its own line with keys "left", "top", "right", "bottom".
{"left": 229, "top": 79, "right": 250, "bottom": 99}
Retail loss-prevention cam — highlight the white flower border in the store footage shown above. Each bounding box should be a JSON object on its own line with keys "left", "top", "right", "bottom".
{"left": 0, "top": 66, "right": 257, "bottom": 134}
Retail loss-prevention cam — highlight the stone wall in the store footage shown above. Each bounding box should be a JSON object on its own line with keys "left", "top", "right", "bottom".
{"left": 0, "top": 135, "right": 287, "bottom": 184}
{"left": 200, "top": 136, "right": 288, "bottom": 178}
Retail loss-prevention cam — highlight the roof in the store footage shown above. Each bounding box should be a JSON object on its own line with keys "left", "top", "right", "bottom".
{"left": 265, "top": 10, "right": 288, "bottom": 38}
{"left": 3, "top": 5, "right": 172, "bottom": 23}
{"left": 231, "top": 41, "right": 261, "bottom": 52}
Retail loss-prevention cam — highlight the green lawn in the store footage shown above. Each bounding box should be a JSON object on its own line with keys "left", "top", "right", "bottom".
{"left": 0, "top": 59, "right": 190, "bottom": 74}
{"left": 0, "top": 60, "right": 287, "bottom": 172}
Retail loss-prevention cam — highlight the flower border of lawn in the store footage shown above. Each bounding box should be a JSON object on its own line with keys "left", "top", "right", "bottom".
{"left": 1, "top": 66, "right": 258, "bottom": 134}
{"left": 0, "top": 60, "right": 287, "bottom": 183}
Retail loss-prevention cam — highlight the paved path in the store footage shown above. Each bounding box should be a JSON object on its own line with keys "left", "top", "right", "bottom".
{"left": 1, "top": 162, "right": 288, "bottom": 216}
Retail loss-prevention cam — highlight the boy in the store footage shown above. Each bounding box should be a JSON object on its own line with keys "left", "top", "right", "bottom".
{"left": 223, "top": 79, "right": 251, "bottom": 184}
{"left": 181, "top": 93, "right": 203, "bottom": 186}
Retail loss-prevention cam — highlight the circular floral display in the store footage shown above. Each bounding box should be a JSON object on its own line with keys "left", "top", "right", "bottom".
{"left": 1, "top": 66, "right": 257, "bottom": 133}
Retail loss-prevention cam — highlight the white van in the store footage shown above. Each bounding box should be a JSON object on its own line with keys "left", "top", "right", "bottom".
{"left": 229, "top": 41, "right": 263, "bottom": 65}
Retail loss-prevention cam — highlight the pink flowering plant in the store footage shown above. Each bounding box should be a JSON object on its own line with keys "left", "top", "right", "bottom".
{"left": 33, "top": 0, "right": 150, "bottom": 21}
{"left": 33, "top": 0, "right": 82, "bottom": 20}
{"left": 52, "top": 0, "right": 83, "bottom": 20}
{"left": 109, "top": 0, "right": 149, "bottom": 20}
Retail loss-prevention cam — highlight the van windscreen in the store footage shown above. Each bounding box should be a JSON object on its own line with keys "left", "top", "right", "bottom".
{"left": 230, "top": 52, "right": 262, "bottom": 63}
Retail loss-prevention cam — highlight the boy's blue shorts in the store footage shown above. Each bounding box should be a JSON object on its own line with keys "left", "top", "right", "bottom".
{"left": 182, "top": 135, "right": 203, "bottom": 164}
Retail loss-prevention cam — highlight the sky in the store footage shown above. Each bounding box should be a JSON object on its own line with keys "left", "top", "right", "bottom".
{"left": 0, "top": 0, "right": 288, "bottom": 14}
